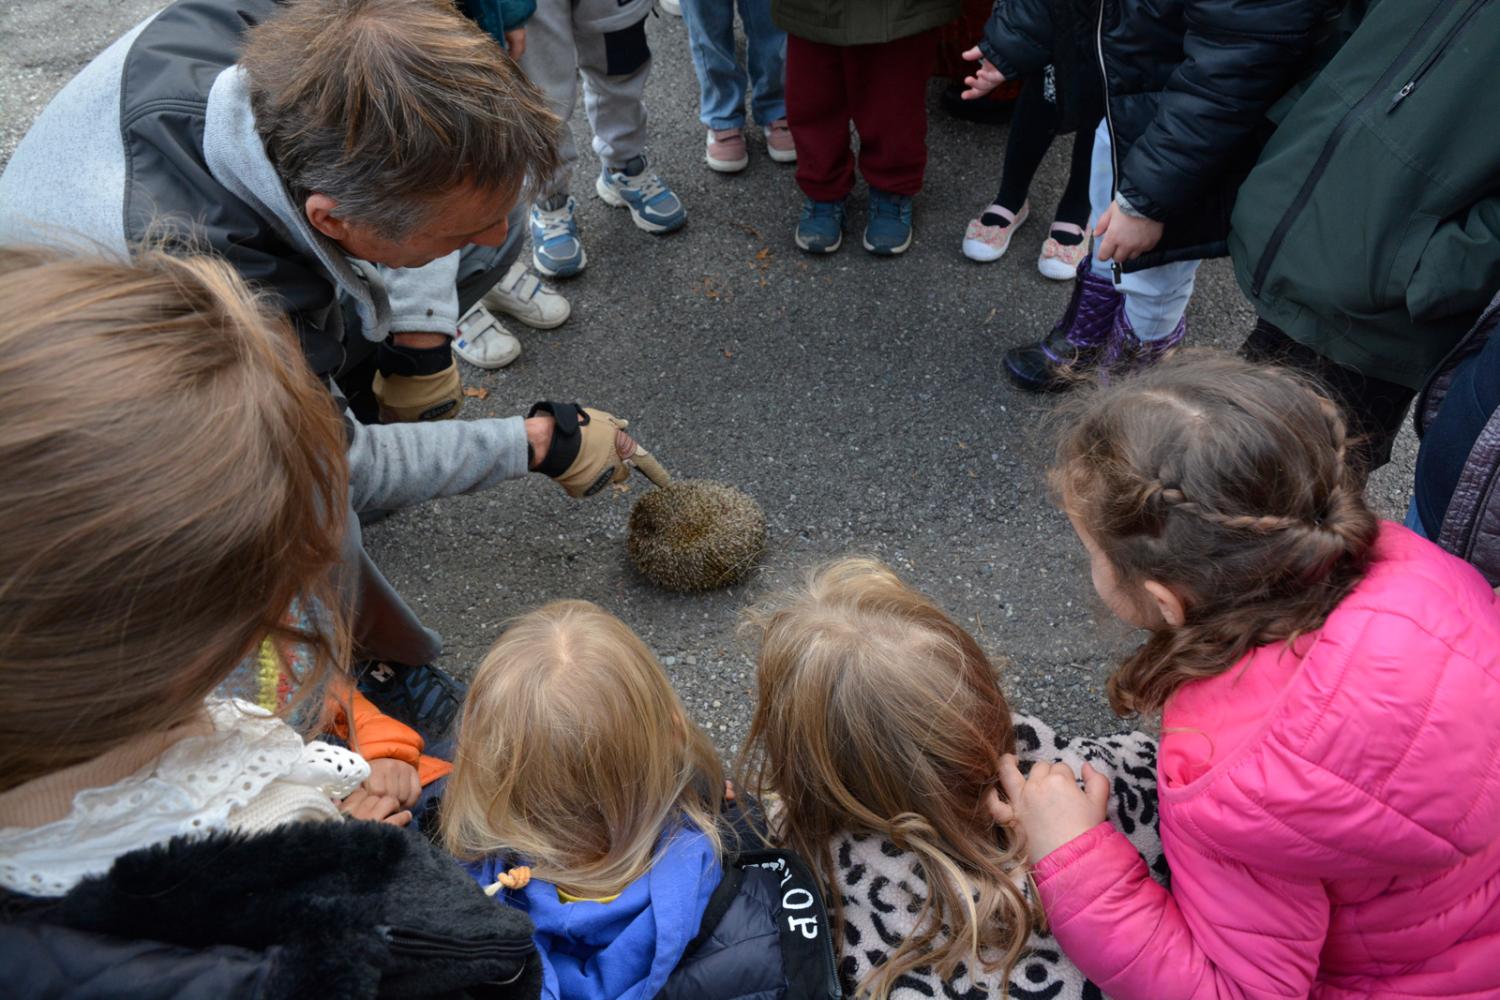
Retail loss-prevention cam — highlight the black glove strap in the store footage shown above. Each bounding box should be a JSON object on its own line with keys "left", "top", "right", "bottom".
{"left": 527, "top": 401, "right": 586, "bottom": 477}
{"left": 377, "top": 340, "right": 453, "bottom": 377}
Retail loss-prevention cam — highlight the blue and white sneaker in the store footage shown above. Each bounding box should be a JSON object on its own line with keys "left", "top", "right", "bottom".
{"left": 795, "top": 198, "right": 845, "bottom": 254}
{"left": 529, "top": 195, "right": 587, "bottom": 278}
{"left": 595, "top": 155, "right": 687, "bottom": 234}
{"left": 863, "top": 188, "right": 914, "bottom": 256}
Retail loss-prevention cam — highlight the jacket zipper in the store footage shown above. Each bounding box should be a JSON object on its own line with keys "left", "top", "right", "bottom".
{"left": 1389, "top": 0, "right": 1491, "bottom": 111}
{"left": 1096, "top": 0, "right": 1121, "bottom": 284}
{"left": 1249, "top": 0, "right": 1456, "bottom": 298}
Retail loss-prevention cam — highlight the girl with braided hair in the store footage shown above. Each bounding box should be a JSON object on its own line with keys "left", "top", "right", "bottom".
{"left": 990, "top": 353, "right": 1500, "bottom": 999}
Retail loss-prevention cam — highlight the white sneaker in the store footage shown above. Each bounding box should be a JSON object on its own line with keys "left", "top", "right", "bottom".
{"left": 453, "top": 303, "right": 521, "bottom": 370}
{"left": 483, "top": 261, "right": 571, "bottom": 330}
{"left": 659, "top": 0, "right": 682, "bottom": 14}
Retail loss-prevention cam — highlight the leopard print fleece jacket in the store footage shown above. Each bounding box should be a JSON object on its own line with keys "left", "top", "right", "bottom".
{"left": 831, "top": 713, "right": 1166, "bottom": 1000}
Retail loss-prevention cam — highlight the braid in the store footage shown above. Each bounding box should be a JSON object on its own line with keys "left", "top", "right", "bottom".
{"left": 1052, "top": 352, "right": 1383, "bottom": 715}
{"left": 1143, "top": 480, "right": 1313, "bottom": 536}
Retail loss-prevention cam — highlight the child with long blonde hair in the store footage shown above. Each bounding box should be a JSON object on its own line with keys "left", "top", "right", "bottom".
{"left": 444, "top": 599, "right": 841, "bottom": 1000}
{"left": 0, "top": 246, "right": 536, "bottom": 996}
{"left": 739, "top": 558, "right": 1162, "bottom": 999}
{"left": 993, "top": 354, "right": 1500, "bottom": 998}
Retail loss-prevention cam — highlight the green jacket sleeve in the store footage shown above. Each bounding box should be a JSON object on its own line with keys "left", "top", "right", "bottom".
{"left": 1408, "top": 199, "right": 1500, "bottom": 325}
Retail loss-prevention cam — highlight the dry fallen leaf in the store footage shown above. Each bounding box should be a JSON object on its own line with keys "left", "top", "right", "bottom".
{"left": 463, "top": 386, "right": 489, "bottom": 400}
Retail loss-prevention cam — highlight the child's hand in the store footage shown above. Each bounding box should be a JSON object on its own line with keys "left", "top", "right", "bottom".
{"left": 505, "top": 27, "right": 526, "bottom": 60}
{"left": 986, "top": 754, "right": 1109, "bottom": 864}
{"left": 364, "top": 757, "right": 422, "bottom": 808}
{"left": 339, "top": 786, "right": 413, "bottom": 827}
{"left": 1094, "top": 201, "right": 1165, "bottom": 263}
{"left": 960, "top": 48, "right": 1005, "bottom": 100}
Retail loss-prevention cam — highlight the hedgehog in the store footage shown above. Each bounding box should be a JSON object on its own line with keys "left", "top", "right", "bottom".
{"left": 627, "top": 480, "right": 766, "bottom": 592}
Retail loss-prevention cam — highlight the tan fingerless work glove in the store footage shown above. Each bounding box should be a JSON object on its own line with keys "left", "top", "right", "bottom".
{"left": 373, "top": 342, "right": 462, "bottom": 423}
{"left": 528, "top": 402, "right": 648, "bottom": 498}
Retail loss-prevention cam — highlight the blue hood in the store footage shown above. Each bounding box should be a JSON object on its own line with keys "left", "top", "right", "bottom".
{"left": 469, "top": 827, "right": 721, "bottom": 1000}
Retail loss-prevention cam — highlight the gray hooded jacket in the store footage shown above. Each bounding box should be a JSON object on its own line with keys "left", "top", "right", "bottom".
{"left": 0, "top": 0, "right": 535, "bottom": 664}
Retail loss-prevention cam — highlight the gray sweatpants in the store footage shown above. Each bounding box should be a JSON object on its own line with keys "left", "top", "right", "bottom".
{"left": 519, "top": 0, "right": 655, "bottom": 200}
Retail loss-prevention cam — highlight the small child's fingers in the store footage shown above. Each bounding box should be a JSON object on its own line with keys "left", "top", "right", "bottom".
{"left": 997, "top": 753, "right": 1027, "bottom": 801}
{"left": 984, "top": 787, "right": 1015, "bottom": 826}
{"left": 1094, "top": 203, "right": 1114, "bottom": 237}
{"left": 1082, "top": 762, "right": 1111, "bottom": 816}
{"left": 723, "top": 779, "right": 737, "bottom": 803}
{"left": 961, "top": 46, "right": 982, "bottom": 61}
{"left": 382, "top": 809, "right": 413, "bottom": 828}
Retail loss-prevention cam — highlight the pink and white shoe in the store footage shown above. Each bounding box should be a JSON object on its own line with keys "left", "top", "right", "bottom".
{"left": 705, "top": 127, "right": 749, "bottom": 173}
{"left": 961, "top": 201, "right": 1029, "bottom": 262}
{"left": 1038, "top": 223, "right": 1092, "bottom": 280}
{"left": 765, "top": 118, "right": 797, "bottom": 163}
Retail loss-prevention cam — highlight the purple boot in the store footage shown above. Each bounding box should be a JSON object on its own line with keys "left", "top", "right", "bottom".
{"left": 1002, "top": 259, "right": 1124, "bottom": 393}
{"left": 1098, "top": 308, "right": 1187, "bottom": 383}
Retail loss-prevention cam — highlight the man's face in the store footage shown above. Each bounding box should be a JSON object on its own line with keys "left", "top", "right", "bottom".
{"left": 307, "top": 182, "right": 517, "bottom": 269}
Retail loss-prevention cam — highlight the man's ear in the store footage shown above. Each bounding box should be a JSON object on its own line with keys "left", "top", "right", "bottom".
{"left": 304, "top": 193, "right": 347, "bottom": 242}
{"left": 1142, "top": 580, "right": 1187, "bottom": 627}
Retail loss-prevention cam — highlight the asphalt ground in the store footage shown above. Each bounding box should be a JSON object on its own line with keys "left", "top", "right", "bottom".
{"left": 1, "top": 3, "right": 1418, "bottom": 751}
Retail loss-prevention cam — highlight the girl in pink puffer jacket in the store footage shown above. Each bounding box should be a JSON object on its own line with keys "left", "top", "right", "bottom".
{"left": 992, "top": 354, "right": 1500, "bottom": 999}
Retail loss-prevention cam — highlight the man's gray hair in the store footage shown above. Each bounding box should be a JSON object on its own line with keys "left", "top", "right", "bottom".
{"left": 241, "top": 0, "right": 562, "bottom": 238}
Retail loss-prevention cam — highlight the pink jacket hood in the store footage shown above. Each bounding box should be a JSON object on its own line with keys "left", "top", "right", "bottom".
{"left": 1034, "top": 524, "right": 1500, "bottom": 999}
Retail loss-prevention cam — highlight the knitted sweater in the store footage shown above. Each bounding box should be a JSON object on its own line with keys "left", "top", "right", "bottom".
{"left": 830, "top": 714, "right": 1163, "bottom": 1000}
{"left": 0, "top": 699, "right": 367, "bottom": 897}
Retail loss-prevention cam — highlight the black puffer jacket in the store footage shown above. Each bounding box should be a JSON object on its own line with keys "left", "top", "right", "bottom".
{"left": 0, "top": 821, "right": 541, "bottom": 999}
{"left": 659, "top": 847, "right": 842, "bottom": 1000}
{"left": 981, "top": 0, "right": 1342, "bottom": 265}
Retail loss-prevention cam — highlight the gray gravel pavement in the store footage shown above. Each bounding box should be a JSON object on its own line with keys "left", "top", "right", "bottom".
{"left": 1, "top": 2, "right": 1418, "bottom": 750}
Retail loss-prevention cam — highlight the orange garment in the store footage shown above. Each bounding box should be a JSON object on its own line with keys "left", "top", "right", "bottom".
{"left": 328, "top": 686, "right": 453, "bottom": 787}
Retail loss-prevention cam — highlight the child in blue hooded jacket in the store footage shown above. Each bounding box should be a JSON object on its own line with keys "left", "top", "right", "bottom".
{"left": 441, "top": 600, "right": 840, "bottom": 1000}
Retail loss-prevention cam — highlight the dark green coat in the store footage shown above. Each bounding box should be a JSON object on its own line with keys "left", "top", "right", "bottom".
{"left": 771, "top": 0, "right": 961, "bottom": 45}
{"left": 1230, "top": 0, "right": 1500, "bottom": 390}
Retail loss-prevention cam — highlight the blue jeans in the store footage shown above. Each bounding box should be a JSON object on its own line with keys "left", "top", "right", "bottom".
{"left": 1087, "top": 120, "right": 1199, "bottom": 341}
{"left": 1404, "top": 496, "right": 1429, "bottom": 539}
{"left": 679, "top": 0, "right": 786, "bottom": 129}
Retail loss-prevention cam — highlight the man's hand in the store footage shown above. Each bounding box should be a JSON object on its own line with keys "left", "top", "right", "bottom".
{"left": 526, "top": 413, "right": 555, "bottom": 470}
{"left": 1094, "top": 201, "right": 1164, "bottom": 264}
{"left": 505, "top": 27, "right": 527, "bottom": 60}
{"left": 339, "top": 786, "right": 413, "bottom": 827}
{"left": 363, "top": 757, "right": 421, "bottom": 808}
{"left": 527, "top": 402, "right": 646, "bottom": 497}
{"left": 985, "top": 753, "right": 1108, "bottom": 864}
{"left": 960, "top": 47, "right": 1005, "bottom": 100}
{"left": 374, "top": 337, "right": 461, "bottom": 422}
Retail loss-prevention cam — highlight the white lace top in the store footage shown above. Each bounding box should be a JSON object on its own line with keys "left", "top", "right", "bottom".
{"left": 0, "top": 698, "right": 368, "bottom": 897}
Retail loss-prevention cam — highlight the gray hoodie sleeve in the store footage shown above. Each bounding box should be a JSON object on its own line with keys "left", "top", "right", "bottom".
{"left": 346, "top": 414, "right": 530, "bottom": 514}
{"left": 380, "top": 251, "right": 462, "bottom": 335}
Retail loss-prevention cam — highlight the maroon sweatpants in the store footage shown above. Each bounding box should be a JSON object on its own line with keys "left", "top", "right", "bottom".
{"left": 785, "top": 30, "right": 937, "bottom": 202}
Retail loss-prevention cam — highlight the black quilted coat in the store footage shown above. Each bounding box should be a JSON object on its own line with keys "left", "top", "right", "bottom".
{"left": 980, "top": 0, "right": 1343, "bottom": 267}
{"left": 1416, "top": 293, "right": 1500, "bottom": 587}
{"left": 0, "top": 821, "right": 541, "bottom": 999}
